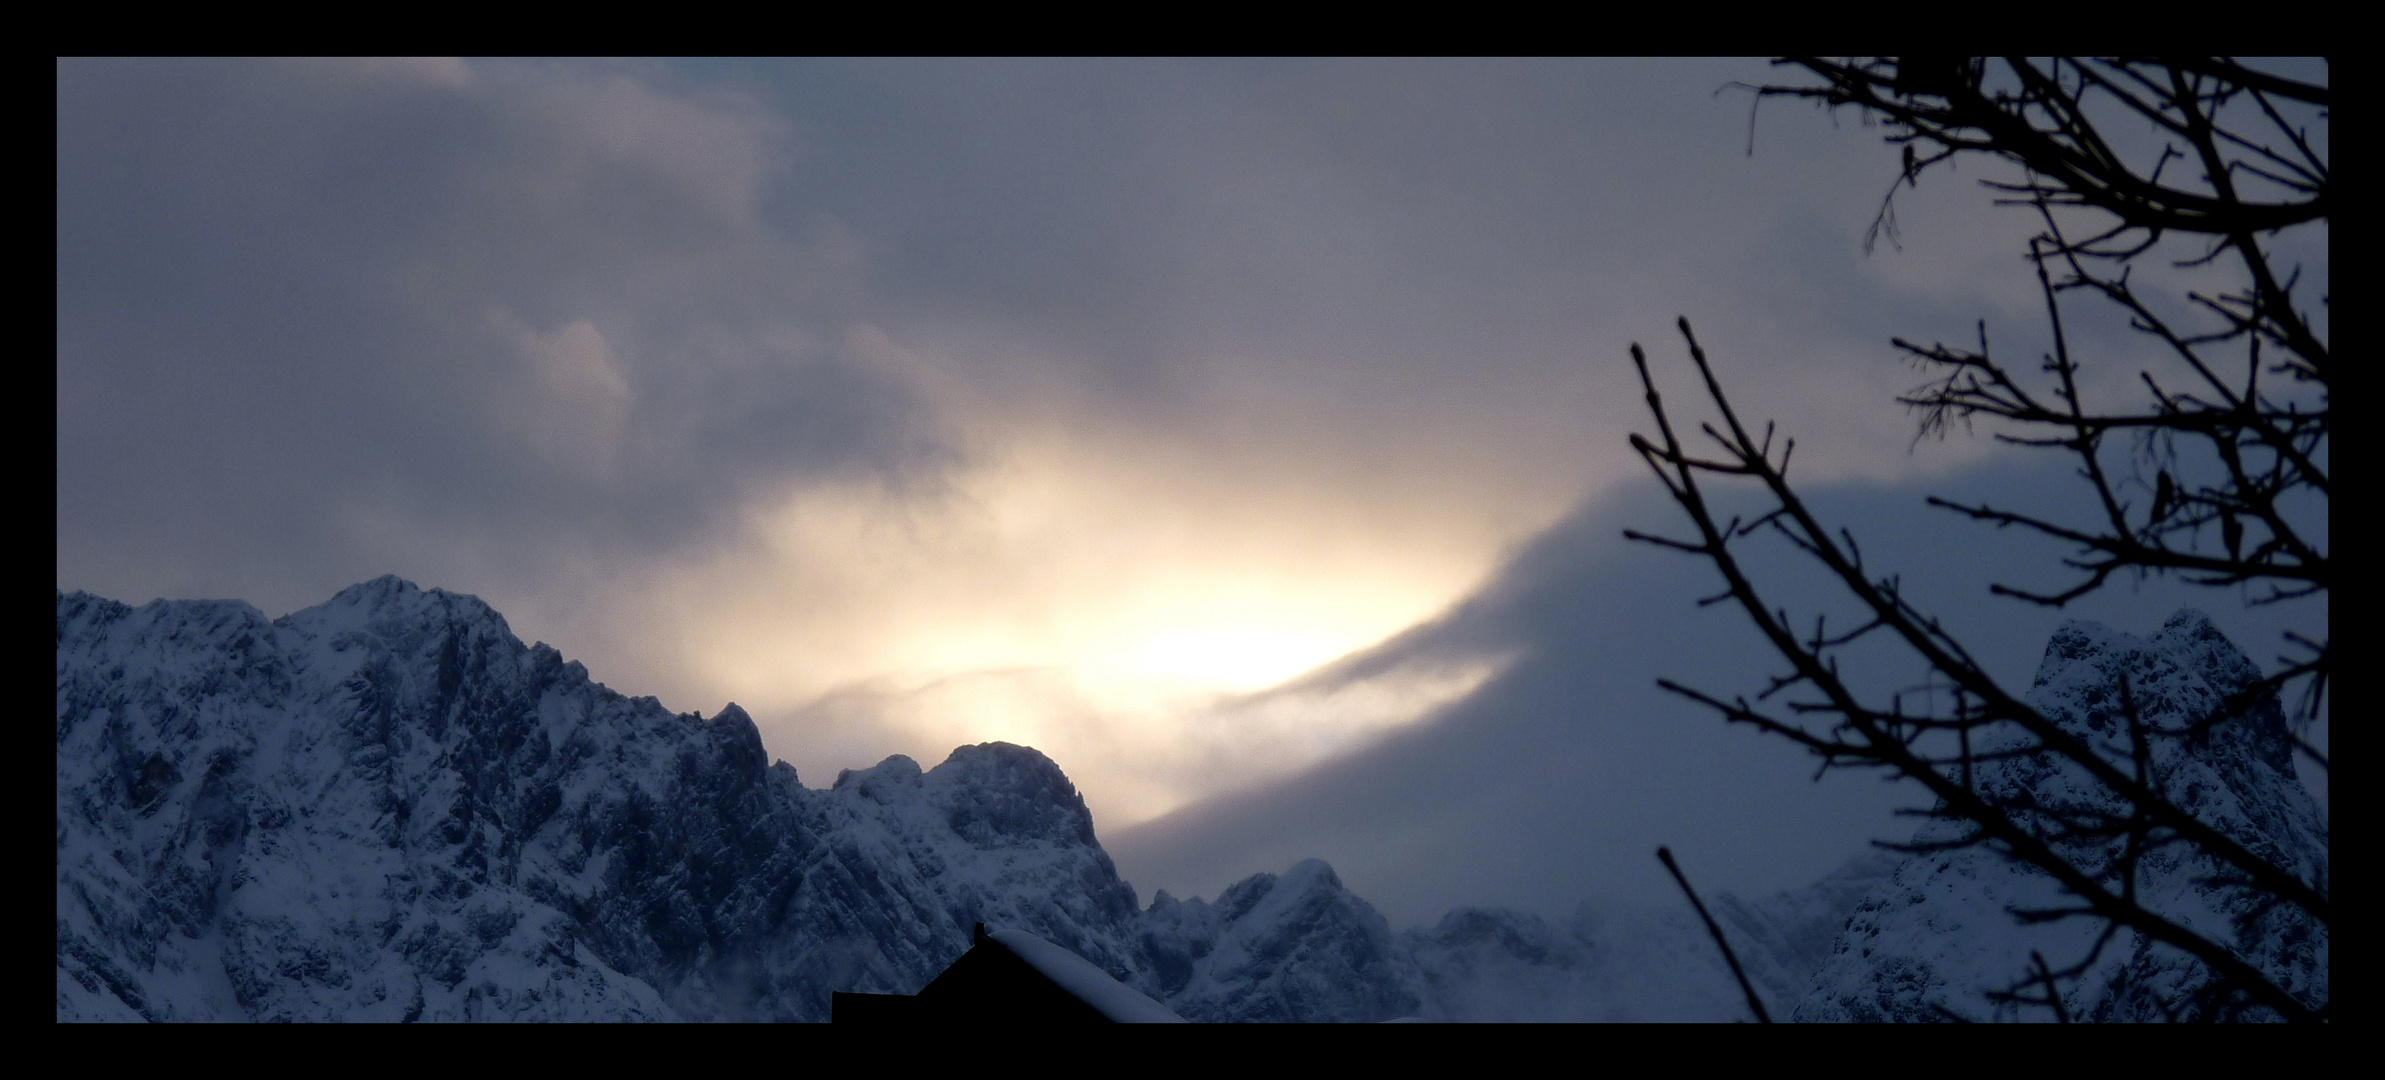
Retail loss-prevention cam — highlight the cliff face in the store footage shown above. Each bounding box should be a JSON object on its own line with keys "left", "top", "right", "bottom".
{"left": 55, "top": 578, "right": 1146, "bottom": 1021}
{"left": 62, "top": 581, "right": 2316, "bottom": 1021}
{"left": 1148, "top": 859, "right": 1424, "bottom": 1023}
{"left": 54, "top": 578, "right": 1890, "bottom": 1023}
{"left": 1793, "top": 610, "right": 2328, "bottom": 1022}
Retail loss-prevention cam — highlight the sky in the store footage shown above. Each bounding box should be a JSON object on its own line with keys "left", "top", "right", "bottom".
{"left": 56, "top": 58, "right": 2326, "bottom": 921}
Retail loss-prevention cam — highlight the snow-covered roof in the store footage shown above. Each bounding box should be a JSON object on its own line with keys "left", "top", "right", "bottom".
{"left": 986, "top": 929, "right": 1188, "bottom": 1023}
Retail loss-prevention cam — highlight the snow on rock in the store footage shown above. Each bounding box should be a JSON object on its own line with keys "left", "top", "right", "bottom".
{"left": 60, "top": 581, "right": 2317, "bottom": 1022}
{"left": 1398, "top": 851, "right": 1897, "bottom": 1022}
{"left": 987, "top": 928, "right": 1187, "bottom": 1023}
{"left": 56, "top": 578, "right": 1151, "bottom": 1022}
{"left": 47, "top": 578, "right": 1898, "bottom": 1023}
{"left": 1792, "top": 610, "right": 2328, "bottom": 1022}
{"left": 1156, "top": 858, "right": 1424, "bottom": 1023}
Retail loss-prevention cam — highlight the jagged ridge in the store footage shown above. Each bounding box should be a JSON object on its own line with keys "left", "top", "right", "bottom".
{"left": 1793, "top": 610, "right": 2328, "bottom": 1022}
{"left": 56, "top": 577, "right": 1143, "bottom": 1021}
{"left": 66, "top": 580, "right": 2304, "bottom": 1021}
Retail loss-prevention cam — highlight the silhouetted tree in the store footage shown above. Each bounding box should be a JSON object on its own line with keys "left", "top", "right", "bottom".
{"left": 1634, "top": 58, "right": 2326, "bottom": 1021}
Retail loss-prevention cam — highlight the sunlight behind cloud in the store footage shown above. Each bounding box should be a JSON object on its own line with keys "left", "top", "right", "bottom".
{"left": 615, "top": 382, "right": 1555, "bottom": 828}
{"left": 1122, "top": 628, "right": 1351, "bottom": 691}
{"left": 782, "top": 654, "right": 1506, "bottom": 824}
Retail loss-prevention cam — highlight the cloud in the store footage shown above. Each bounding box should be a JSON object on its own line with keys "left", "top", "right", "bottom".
{"left": 1105, "top": 450, "right": 2327, "bottom": 925}
{"left": 56, "top": 58, "right": 941, "bottom": 613}
{"left": 62, "top": 59, "right": 2315, "bottom": 904}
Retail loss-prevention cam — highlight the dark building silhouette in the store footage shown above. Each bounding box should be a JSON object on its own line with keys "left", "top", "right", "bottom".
{"left": 832, "top": 924, "right": 1187, "bottom": 1024}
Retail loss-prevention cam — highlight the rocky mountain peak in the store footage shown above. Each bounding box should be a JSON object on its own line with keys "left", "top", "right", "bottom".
{"left": 61, "top": 583, "right": 2322, "bottom": 1022}
{"left": 1796, "top": 608, "right": 2327, "bottom": 1022}
{"left": 925, "top": 742, "right": 1100, "bottom": 849}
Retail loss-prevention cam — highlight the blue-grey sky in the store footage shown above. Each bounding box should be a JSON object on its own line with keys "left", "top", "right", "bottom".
{"left": 56, "top": 58, "right": 2324, "bottom": 920}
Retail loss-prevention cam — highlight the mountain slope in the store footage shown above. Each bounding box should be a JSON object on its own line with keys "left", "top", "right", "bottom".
{"left": 56, "top": 578, "right": 1147, "bottom": 1021}
{"left": 63, "top": 581, "right": 2313, "bottom": 1021}
{"left": 1792, "top": 610, "right": 2328, "bottom": 1022}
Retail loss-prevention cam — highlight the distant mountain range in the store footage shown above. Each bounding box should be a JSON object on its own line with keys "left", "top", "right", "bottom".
{"left": 57, "top": 578, "right": 2323, "bottom": 1020}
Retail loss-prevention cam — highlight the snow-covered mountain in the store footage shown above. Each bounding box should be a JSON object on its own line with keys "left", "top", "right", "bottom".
{"left": 58, "top": 580, "right": 2318, "bottom": 1021}
{"left": 57, "top": 578, "right": 1146, "bottom": 1021}
{"left": 1793, "top": 610, "right": 2329, "bottom": 1022}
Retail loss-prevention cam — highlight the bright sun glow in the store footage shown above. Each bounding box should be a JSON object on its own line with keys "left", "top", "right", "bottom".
{"left": 610, "top": 392, "right": 1568, "bottom": 829}
{"left": 1119, "top": 629, "right": 1353, "bottom": 691}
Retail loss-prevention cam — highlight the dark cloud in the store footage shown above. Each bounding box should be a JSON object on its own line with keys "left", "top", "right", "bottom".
{"left": 1107, "top": 451, "right": 2325, "bottom": 924}
{"left": 57, "top": 59, "right": 945, "bottom": 612}
{"left": 61, "top": 60, "right": 2315, "bottom": 920}
{"left": 686, "top": 58, "right": 1990, "bottom": 443}
{"left": 57, "top": 56, "right": 1997, "bottom": 617}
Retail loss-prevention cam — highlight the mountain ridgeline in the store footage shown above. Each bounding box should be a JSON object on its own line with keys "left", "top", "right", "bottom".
{"left": 57, "top": 579, "right": 2323, "bottom": 1021}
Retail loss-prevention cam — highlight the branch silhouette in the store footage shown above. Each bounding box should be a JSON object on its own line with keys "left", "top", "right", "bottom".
{"left": 1658, "top": 846, "right": 1773, "bottom": 1023}
{"left": 1633, "top": 57, "right": 2326, "bottom": 1022}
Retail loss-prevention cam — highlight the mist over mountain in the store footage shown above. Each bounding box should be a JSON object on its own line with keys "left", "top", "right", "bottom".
{"left": 1106, "top": 455, "right": 2326, "bottom": 923}
{"left": 58, "top": 578, "right": 2320, "bottom": 1021}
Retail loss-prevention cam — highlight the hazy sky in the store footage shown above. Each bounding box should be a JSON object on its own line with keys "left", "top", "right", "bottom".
{"left": 57, "top": 58, "right": 2324, "bottom": 919}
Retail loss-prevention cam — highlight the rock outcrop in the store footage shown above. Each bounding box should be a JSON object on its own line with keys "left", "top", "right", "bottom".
{"left": 1793, "top": 611, "right": 2328, "bottom": 1022}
